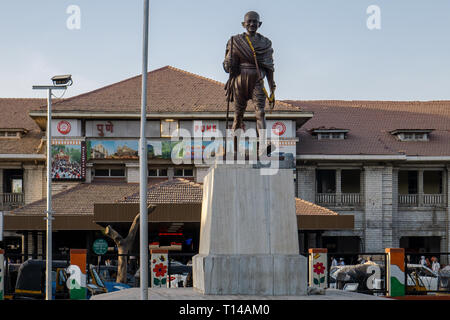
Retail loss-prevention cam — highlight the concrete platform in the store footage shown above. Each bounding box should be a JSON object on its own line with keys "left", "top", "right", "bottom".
{"left": 90, "top": 287, "right": 389, "bottom": 300}
{"left": 193, "top": 165, "right": 306, "bottom": 295}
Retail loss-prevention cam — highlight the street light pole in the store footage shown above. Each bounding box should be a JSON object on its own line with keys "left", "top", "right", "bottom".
{"left": 140, "top": 0, "right": 150, "bottom": 300}
{"left": 45, "top": 88, "right": 53, "bottom": 301}
{"left": 33, "top": 81, "right": 70, "bottom": 300}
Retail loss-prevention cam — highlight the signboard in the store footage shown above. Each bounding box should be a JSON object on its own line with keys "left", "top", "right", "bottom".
{"left": 150, "top": 250, "right": 168, "bottom": 288}
{"left": 86, "top": 120, "right": 161, "bottom": 138}
{"left": 92, "top": 239, "right": 108, "bottom": 255}
{"left": 52, "top": 139, "right": 86, "bottom": 181}
{"left": 51, "top": 119, "right": 81, "bottom": 137}
{"left": 266, "top": 120, "right": 294, "bottom": 138}
{"left": 193, "top": 120, "right": 220, "bottom": 138}
{"left": 86, "top": 138, "right": 258, "bottom": 162}
{"left": 0, "top": 249, "right": 4, "bottom": 300}
{"left": 87, "top": 140, "right": 138, "bottom": 160}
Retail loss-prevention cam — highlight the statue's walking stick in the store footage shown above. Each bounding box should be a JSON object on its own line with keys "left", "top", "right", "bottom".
{"left": 224, "top": 36, "right": 234, "bottom": 159}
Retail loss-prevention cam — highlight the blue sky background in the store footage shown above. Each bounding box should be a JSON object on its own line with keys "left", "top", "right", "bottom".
{"left": 1, "top": 1, "right": 449, "bottom": 100}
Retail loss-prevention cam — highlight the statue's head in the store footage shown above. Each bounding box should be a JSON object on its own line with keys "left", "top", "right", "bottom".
{"left": 242, "top": 11, "right": 262, "bottom": 35}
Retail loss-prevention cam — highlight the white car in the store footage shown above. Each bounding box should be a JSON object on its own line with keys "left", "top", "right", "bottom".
{"left": 406, "top": 264, "right": 439, "bottom": 291}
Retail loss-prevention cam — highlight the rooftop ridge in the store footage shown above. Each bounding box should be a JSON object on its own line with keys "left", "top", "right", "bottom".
{"left": 49, "top": 65, "right": 222, "bottom": 108}
{"left": 165, "top": 66, "right": 225, "bottom": 87}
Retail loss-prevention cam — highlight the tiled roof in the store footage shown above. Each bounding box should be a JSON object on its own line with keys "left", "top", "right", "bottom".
{"left": 120, "top": 178, "right": 203, "bottom": 204}
{"left": 35, "top": 66, "right": 301, "bottom": 114}
{"left": 11, "top": 182, "right": 140, "bottom": 215}
{"left": 285, "top": 100, "right": 450, "bottom": 157}
{"left": 121, "top": 178, "right": 339, "bottom": 217}
{"left": 9, "top": 177, "right": 339, "bottom": 218}
{"left": 0, "top": 98, "right": 45, "bottom": 130}
{"left": 295, "top": 198, "right": 338, "bottom": 216}
{"left": 0, "top": 98, "right": 46, "bottom": 155}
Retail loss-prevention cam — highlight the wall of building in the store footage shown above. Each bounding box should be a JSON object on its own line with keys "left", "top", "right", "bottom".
{"left": 23, "top": 164, "right": 45, "bottom": 204}
{"left": 297, "top": 163, "right": 450, "bottom": 253}
{"left": 296, "top": 165, "right": 315, "bottom": 202}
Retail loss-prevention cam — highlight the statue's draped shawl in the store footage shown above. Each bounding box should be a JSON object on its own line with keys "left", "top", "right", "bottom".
{"left": 225, "top": 33, "right": 274, "bottom": 72}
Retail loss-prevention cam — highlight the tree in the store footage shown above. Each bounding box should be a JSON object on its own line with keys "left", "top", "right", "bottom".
{"left": 105, "top": 205, "right": 156, "bottom": 283}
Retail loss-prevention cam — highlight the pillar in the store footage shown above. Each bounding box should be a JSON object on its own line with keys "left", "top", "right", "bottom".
{"left": 21, "top": 232, "right": 28, "bottom": 262}
{"left": 296, "top": 166, "right": 316, "bottom": 203}
{"left": 385, "top": 248, "right": 405, "bottom": 297}
{"left": 308, "top": 248, "right": 327, "bottom": 289}
{"left": 32, "top": 231, "right": 38, "bottom": 259}
{"left": 336, "top": 169, "right": 341, "bottom": 205}
{"left": 418, "top": 169, "right": 424, "bottom": 207}
{"left": 69, "top": 249, "right": 87, "bottom": 300}
{"left": 364, "top": 166, "right": 384, "bottom": 252}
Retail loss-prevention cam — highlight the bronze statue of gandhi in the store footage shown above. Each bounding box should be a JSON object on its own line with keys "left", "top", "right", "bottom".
{"left": 223, "top": 11, "right": 276, "bottom": 138}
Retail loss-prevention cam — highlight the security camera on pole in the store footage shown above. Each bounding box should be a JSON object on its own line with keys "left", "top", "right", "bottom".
{"left": 32, "top": 75, "right": 73, "bottom": 300}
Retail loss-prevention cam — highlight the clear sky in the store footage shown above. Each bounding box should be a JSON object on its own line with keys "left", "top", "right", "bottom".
{"left": 1, "top": 0, "right": 449, "bottom": 101}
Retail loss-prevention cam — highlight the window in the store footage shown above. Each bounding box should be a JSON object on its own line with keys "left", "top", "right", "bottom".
{"left": 341, "top": 170, "right": 361, "bottom": 193}
{"left": 391, "top": 130, "right": 432, "bottom": 141}
{"left": 148, "top": 168, "right": 168, "bottom": 177}
{"left": 161, "top": 120, "right": 179, "bottom": 137}
{"left": 398, "top": 171, "right": 418, "bottom": 194}
{"left": 316, "top": 170, "right": 336, "bottom": 193}
{"left": 314, "top": 130, "right": 348, "bottom": 140}
{"left": 174, "top": 168, "right": 194, "bottom": 177}
{"left": 423, "top": 171, "right": 443, "bottom": 194}
{"left": 0, "top": 131, "right": 21, "bottom": 138}
{"left": 94, "top": 167, "right": 125, "bottom": 177}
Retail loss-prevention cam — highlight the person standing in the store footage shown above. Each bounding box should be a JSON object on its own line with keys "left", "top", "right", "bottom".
{"left": 331, "top": 256, "right": 338, "bottom": 267}
{"left": 432, "top": 257, "right": 441, "bottom": 273}
{"left": 425, "top": 257, "right": 431, "bottom": 268}
{"left": 420, "top": 256, "right": 426, "bottom": 267}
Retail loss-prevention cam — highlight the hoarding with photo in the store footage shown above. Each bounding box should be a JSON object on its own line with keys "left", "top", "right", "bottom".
{"left": 51, "top": 139, "right": 86, "bottom": 181}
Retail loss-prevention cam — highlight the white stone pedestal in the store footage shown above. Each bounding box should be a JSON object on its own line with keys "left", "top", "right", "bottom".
{"left": 193, "top": 165, "right": 307, "bottom": 295}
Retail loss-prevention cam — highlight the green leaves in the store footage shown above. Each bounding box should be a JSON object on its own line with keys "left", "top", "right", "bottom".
{"left": 153, "top": 277, "right": 167, "bottom": 286}
{"left": 313, "top": 277, "right": 325, "bottom": 285}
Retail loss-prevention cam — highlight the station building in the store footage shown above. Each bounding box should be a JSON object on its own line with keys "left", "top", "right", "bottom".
{"left": 1, "top": 66, "right": 448, "bottom": 259}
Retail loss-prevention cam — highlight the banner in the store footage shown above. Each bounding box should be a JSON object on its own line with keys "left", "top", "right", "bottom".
{"left": 87, "top": 140, "right": 138, "bottom": 160}
{"left": 51, "top": 139, "right": 86, "bottom": 181}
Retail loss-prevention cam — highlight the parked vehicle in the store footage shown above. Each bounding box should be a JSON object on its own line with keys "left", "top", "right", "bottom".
{"left": 13, "top": 260, "right": 70, "bottom": 300}
{"left": 95, "top": 265, "right": 133, "bottom": 291}
{"left": 406, "top": 264, "right": 439, "bottom": 293}
{"left": 329, "top": 262, "right": 385, "bottom": 294}
{"left": 3, "top": 263, "right": 21, "bottom": 300}
{"left": 12, "top": 259, "right": 107, "bottom": 299}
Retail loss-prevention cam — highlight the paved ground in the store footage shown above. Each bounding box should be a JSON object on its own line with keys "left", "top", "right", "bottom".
{"left": 91, "top": 287, "right": 389, "bottom": 300}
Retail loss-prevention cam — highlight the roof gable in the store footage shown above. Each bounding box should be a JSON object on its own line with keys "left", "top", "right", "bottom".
{"left": 37, "top": 66, "right": 301, "bottom": 114}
